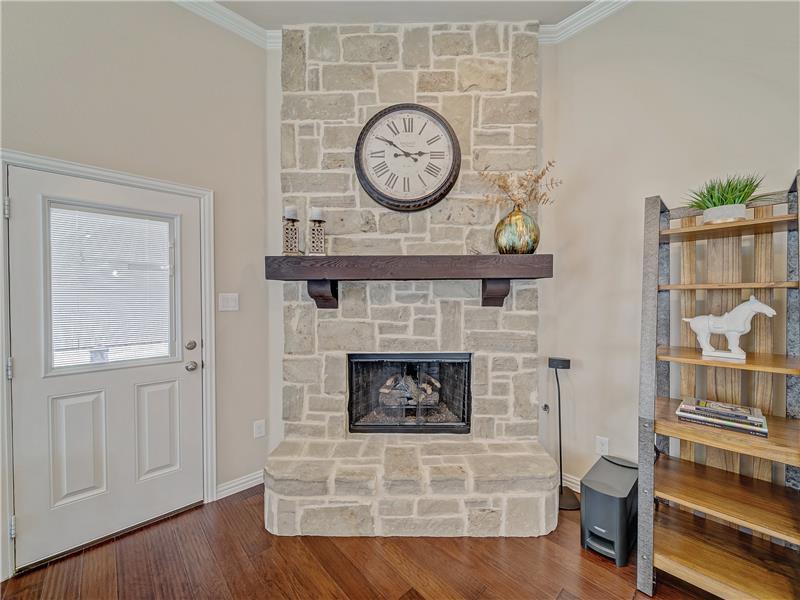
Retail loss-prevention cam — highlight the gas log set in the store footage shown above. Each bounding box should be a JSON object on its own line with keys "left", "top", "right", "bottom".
{"left": 379, "top": 373, "right": 441, "bottom": 407}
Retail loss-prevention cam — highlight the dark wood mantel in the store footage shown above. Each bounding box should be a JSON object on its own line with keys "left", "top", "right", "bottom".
{"left": 264, "top": 254, "right": 553, "bottom": 308}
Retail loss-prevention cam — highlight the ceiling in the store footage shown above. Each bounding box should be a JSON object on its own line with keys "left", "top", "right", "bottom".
{"left": 219, "top": 1, "right": 592, "bottom": 28}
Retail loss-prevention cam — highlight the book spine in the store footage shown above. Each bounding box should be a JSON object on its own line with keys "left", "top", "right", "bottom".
{"left": 689, "top": 407, "right": 762, "bottom": 424}
{"left": 677, "top": 416, "right": 768, "bottom": 437}
{"left": 676, "top": 410, "right": 766, "bottom": 430}
{"left": 681, "top": 406, "right": 764, "bottom": 427}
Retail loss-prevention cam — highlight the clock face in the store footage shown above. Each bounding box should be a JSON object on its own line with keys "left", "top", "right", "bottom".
{"left": 355, "top": 104, "right": 461, "bottom": 212}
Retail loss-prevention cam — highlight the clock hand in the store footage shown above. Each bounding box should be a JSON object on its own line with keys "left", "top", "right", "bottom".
{"left": 376, "top": 136, "right": 408, "bottom": 154}
{"left": 377, "top": 136, "right": 419, "bottom": 162}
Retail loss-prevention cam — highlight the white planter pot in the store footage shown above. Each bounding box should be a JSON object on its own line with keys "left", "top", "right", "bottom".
{"left": 702, "top": 204, "right": 747, "bottom": 224}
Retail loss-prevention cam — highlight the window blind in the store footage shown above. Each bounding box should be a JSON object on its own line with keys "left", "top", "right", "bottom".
{"left": 48, "top": 205, "right": 174, "bottom": 369}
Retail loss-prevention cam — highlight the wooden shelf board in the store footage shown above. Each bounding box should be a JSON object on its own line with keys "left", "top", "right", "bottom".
{"left": 654, "top": 504, "right": 800, "bottom": 600}
{"left": 264, "top": 254, "right": 553, "bottom": 308}
{"left": 659, "top": 213, "right": 797, "bottom": 242}
{"left": 654, "top": 397, "right": 800, "bottom": 467}
{"left": 654, "top": 456, "right": 800, "bottom": 545}
{"left": 656, "top": 346, "right": 800, "bottom": 375}
{"left": 659, "top": 281, "right": 799, "bottom": 291}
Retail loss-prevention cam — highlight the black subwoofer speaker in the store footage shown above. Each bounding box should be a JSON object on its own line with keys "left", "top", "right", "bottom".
{"left": 580, "top": 455, "right": 638, "bottom": 567}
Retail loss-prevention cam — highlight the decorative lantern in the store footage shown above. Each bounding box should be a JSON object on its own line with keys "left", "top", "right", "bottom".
{"left": 308, "top": 207, "right": 326, "bottom": 256}
{"left": 282, "top": 206, "right": 301, "bottom": 256}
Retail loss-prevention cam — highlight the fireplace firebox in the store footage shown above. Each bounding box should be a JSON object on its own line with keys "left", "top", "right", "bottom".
{"left": 348, "top": 353, "right": 471, "bottom": 434}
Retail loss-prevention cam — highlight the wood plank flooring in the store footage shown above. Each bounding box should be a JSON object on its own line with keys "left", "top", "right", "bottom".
{"left": 2, "top": 486, "right": 712, "bottom": 600}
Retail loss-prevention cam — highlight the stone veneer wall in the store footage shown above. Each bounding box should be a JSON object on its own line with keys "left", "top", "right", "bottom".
{"left": 268, "top": 21, "right": 557, "bottom": 537}
{"left": 280, "top": 19, "right": 541, "bottom": 441}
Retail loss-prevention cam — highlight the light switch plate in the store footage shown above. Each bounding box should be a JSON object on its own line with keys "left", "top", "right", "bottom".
{"left": 218, "top": 293, "right": 239, "bottom": 312}
{"left": 253, "top": 419, "right": 266, "bottom": 439}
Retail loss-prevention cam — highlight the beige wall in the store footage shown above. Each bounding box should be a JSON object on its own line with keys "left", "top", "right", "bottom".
{"left": 1, "top": 1, "right": 270, "bottom": 485}
{"left": 538, "top": 1, "right": 800, "bottom": 481}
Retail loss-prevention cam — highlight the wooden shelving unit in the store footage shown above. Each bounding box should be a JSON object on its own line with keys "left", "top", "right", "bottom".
{"left": 655, "top": 397, "right": 800, "bottom": 467}
{"left": 659, "top": 212, "right": 797, "bottom": 242}
{"left": 654, "top": 456, "right": 800, "bottom": 544}
{"left": 656, "top": 346, "right": 800, "bottom": 375}
{"left": 653, "top": 505, "right": 800, "bottom": 600}
{"left": 636, "top": 173, "right": 800, "bottom": 598}
{"left": 659, "top": 281, "right": 799, "bottom": 291}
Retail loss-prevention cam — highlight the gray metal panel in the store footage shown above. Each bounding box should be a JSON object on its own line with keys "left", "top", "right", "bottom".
{"left": 639, "top": 196, "right": 666, "bottom": 421}
{"left": 637, "top": 417, "right": 656, "bottom": 595}
{"left": 786, "top": 178, "right": 799, "bottom": 489}
{"left": 637, "top": 196, "right": 666, "bottom": 595}
{"left": 655, "top": 211, "right": 671, "bottom": 454}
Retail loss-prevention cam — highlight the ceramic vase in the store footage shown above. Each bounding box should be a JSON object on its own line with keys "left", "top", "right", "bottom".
{"left": 494, "top": 206, "right": 540, "bottom": 254}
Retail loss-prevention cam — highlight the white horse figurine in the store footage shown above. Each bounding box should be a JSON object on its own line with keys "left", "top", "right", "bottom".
{"left": 682, "top": 295, "right": 776, "bottom": 359}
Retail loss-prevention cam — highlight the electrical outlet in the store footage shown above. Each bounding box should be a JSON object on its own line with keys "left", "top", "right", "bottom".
{"left": 253, "top": 419, "right": 266, "bottom": 439}
{"left": 595, "top": 435, "right": 609, "bottom": 456}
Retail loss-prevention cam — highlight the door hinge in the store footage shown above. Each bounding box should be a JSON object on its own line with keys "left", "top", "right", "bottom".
{"left": 9, "top": 515, "right": 15, "bottom": 539}
{"left": 5, "top": 357, "right": 13, "bottom": 380}
{"left": 3, "top": 196, "right": 9, "bottom": 219}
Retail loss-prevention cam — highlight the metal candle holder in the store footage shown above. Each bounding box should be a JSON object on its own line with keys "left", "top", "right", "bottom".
{"left": 282, "top": 216, "right": 302, "bottom": 256}
{"left": 308, "top": 219, "right": 326, "bottom": 256}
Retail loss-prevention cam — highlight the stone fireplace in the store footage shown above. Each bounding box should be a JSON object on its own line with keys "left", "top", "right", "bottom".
{"left": 265, "top": 20, "right": 559, "bottom": 537}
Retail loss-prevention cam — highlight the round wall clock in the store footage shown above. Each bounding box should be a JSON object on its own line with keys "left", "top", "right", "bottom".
{"left": 354, "top": 103, "right": 461, "bottom": 212}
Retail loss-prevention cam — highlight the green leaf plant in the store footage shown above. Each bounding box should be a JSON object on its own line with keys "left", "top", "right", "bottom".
{"left": 686, "top": 174, "right": 764, "bottom": 210}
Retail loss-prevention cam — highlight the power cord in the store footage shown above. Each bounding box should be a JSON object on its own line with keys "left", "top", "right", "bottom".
{"left": 601, "top": 455, "right": 638, "bottom": 470}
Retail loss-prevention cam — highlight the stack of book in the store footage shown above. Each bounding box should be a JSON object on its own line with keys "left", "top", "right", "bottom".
{"left": 676, "top": 399, "right": 768, "bottom": 438}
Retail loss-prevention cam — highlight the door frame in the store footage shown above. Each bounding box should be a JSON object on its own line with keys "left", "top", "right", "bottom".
{"left": 0, "top": 149, "right": 217, "bottom": 580}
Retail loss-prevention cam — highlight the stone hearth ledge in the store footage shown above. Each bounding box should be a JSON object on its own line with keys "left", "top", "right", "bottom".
{"left": 264, "top": 437, "right": 559, "bottom": 537}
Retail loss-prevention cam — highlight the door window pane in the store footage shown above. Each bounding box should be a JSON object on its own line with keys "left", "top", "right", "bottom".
{"left": 48, "top": 203, "right": 175, "bottom": 370}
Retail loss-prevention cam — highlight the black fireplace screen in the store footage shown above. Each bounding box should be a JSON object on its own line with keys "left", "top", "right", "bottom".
{"left": 348, "top": 353, "right": 471, "bottom": 434}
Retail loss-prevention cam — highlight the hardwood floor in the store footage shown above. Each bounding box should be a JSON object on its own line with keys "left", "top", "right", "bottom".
{"left": 2, "top": 486, "right": 711, "bottom": 600}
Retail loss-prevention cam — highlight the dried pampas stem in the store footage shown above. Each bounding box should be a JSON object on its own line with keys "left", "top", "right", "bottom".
{"left": 479, "top": 160, "right": 562, "bottom": 211}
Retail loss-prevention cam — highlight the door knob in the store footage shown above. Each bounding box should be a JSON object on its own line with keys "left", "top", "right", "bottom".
{"left": 185, "top": 361, "right": 198, "bottom": 372}
{"left": 185, "top": 340, "right": 197, "bottom": 350}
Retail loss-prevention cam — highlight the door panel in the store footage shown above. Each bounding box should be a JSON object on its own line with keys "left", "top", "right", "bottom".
{"left": 135, "top": 380, "right": 180, "bottom": 481}
{"left": 9, "top": 166, "right": 203, "bottom": 569}
{"left": 49, "top": 389, "right": 107, "bottom": 507}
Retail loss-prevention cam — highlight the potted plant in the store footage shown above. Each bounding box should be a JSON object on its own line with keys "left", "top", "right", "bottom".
{"left": 687, "top": 174, "right": 764, "bottom": 224}
{"left": 480, "top": 160, "right": 562, "bottom": 254}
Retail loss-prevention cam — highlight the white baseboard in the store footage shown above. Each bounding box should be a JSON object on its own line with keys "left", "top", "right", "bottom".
{"left": 216, "top": 470, "right": 264, "bottom": 499}
{"left": 562, "top": 472, "right": 581, "bottom": 493}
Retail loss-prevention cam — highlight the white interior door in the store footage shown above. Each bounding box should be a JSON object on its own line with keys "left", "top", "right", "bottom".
{"left": 8, "top": 166, "right": 204, "bottom": 569}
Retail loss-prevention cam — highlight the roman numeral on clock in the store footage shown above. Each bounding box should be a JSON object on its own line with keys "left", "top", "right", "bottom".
{"left": 429, "top": 151, "right": 445, "bottom": 160}
{"left": 369, "top": 149, "right": 385, "bottom": 158}
{"left": 402, "top": 177, "right": 410, "bottom": 193}
{"left": 402, "top": 117, "right": 414, "bottom": 133}
{"left": 386, "top": 120, "right": 400, "bottom": 136}
{"left": 373, "top": 161, "right": 390, "bottom": 177}
{"left": 418, "top": 121, "right": 428, "bottom": 136}
{"left": 424, "top": 162, "right": 442, "bottom": 177}
{"left": 385, "top": 172, "right": 398, "bottom": 190}
{"left": 426, "top": 134, "right": 441, "bottom": 146}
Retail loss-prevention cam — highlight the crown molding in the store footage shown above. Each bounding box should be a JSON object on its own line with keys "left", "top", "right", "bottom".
{"left": 177, "top": 1, "right": 271, "bottom": 49}
{"left": 539, "top": 0, "right": 631, "bottom": 45}
{"left": 177, "top": 0, "right": 632, "bottom": 50}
